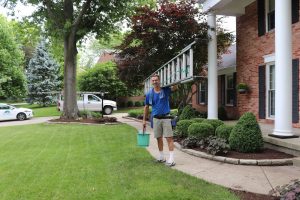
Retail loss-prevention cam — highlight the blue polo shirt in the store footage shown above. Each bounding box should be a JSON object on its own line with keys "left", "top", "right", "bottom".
{"left": 145, "top": 87, "right": 171, "bottom": 116}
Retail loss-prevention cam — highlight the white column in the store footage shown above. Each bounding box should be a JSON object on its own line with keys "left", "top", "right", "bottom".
{"left": 189, "top": 48, "right": 193, "bottom": 77}
{"left": 182, "top": 54, "right": 186, "bottom": 79}
{"left": 272, "top": 0, "right": 294, "bottom": 137}
{"left": 207, "top": 12, "right": 218, "bottom": 119}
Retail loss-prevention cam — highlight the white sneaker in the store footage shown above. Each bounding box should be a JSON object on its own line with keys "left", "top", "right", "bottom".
{"left": 165, "top": 161, "right": 176, "bottom": 167}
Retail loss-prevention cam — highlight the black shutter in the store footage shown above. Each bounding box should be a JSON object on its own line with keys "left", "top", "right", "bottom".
{"left": 292, "top": 59, "right": 299, "bottom": 123}
{"left": 257, "top": 0, "right": 266, "bottom": 36}
{"left": 220, "top": 75, "right": 225, "bottom": 106}
{"left": 259, "top": 65, "right": 266, "bottom": 119}
{"left": 233, "top": 72, "right": 237, "bottom": 107}
{"left": 292, "top": 0, "right": 299, "bottom": 24}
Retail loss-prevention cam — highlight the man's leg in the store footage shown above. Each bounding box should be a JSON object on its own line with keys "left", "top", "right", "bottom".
{"left": 162, "top": 119, "right": 175, "bottom": 166}
{"left": 153, "top": 118, "right": 165, "bottom": 161}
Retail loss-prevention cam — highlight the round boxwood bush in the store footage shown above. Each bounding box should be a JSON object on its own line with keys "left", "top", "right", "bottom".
{"left": 134, "top": 101, "right": 142, "bottom": 107}
{"left": 216, "top": 124, "right": 234, "bottom": 141}
{"left": 202, "top": 119, "right": 224, "bottom": 132}
{"left": 188, "top": 123, "right": 214, "bottom": 140}
{"left": 175, "top": 120, "right": 194, "bottom": 138}
{"left": 192, "top": 118, "right": 205, "bottom": 123}
{"left": 127, "top": 101, "right": 134, "bottom": 107}
{"left": 179, "top": 105, "right": 195, "bottom": 120}
{"left": 229, "top": 112, "right": 264, "bottom": 153}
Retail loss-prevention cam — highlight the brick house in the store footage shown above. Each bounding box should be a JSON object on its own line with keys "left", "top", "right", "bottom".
{"left": 196, "top": 0, "right": 299, "bottom": 138}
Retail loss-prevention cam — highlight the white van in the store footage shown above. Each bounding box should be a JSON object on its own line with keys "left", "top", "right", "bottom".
{"left": 57, "top": 93, "right": 117, "bottom": 115}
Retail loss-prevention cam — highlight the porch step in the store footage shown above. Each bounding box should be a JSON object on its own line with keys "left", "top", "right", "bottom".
{"left": 293, "top": 157, "right": 300, "bottom": 167}
{"left": 263, "top": 135, "right": 300, "bottom": 156}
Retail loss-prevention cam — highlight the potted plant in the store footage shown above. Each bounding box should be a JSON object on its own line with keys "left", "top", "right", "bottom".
{"left": 237, "top": 83, "right": 249, "bottom": 94}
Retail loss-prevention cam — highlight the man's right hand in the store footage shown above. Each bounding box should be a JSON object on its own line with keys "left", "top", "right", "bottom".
{"left": 142, "top": 121, "right": 146, "bottom": 132}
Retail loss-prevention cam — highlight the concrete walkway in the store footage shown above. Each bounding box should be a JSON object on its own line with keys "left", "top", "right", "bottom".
{"left": 114, "top": 113, "right": 300, "bottom": 195}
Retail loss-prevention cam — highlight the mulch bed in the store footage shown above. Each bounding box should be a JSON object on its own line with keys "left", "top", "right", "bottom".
{"left": 174, "top": 138, "right": 294, "bottom": 160}
{"left": 50, "top": 117, "right": 118, "bottom": 124}
{"left": 230, "top": 189, "right": 279, "bottom": 200}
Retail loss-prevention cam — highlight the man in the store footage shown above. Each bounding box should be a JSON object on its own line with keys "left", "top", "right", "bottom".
{"left": 143, "top": 74, "right": 177, "bottom": 167}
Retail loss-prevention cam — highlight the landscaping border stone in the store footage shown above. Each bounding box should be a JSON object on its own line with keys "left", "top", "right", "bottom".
{"left": 174, "top": 142, "right": 294, "bottom": 166}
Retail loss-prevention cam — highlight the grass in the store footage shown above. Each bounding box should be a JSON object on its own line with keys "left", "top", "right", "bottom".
{"left": 0, "top": 124, "right": 238, "bottom": 200}
{"left": 15, "top": 104, "right": 61, "bottom": 117}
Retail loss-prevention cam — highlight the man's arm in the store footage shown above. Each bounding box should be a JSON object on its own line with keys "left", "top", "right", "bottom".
{"left": 143, "top": 105, "right": 149, "bottom": 131}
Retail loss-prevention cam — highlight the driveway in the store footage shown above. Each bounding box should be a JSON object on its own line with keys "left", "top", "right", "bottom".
{"left": 0, "top": 117, "right": 56, "bottom": 127}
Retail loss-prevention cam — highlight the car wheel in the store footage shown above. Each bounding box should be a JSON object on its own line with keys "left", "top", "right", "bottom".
{"left": 17, "top": 113, "right": 27, "bottom": 121}
{"left": 103, "top": 106, "right": 113, "bottom": 115}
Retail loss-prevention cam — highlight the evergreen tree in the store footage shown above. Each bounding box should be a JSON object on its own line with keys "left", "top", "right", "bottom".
{"left": 27, "top": 40, "right": 61, "bottom": 106}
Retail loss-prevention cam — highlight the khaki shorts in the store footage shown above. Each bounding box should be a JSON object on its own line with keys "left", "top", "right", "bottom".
{"left": 153, "top": 118, "right": 173, "bottom": 138}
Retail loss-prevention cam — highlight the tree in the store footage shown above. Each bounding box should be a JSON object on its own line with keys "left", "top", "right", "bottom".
{"left": 12, "top": 19, "right": 42, "bottom": 68}
{"left": 1, "top": 0, "right": 155, "bottom": 119}
{"left": 116, "top": 0, "right": 234, "bottom": 109}
{"left": 0, "top": 15, "right": 27, "bottom": 99}
{"left": 78, "top": 61, "right": 127, "bottom": 99}
{"left": 26, "top": 39, "right": 61, "bottom": 106}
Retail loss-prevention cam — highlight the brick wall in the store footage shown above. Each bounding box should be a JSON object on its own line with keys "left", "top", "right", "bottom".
{"left": 236, "top": 0, "right": 300, "bottom": 126}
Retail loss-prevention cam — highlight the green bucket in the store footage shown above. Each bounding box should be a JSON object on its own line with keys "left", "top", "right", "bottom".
{"left": 137, "top": 130, "right": 150, "bottom": 147}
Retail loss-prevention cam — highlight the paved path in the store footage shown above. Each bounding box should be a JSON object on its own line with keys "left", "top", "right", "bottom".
{"left": 114, "top": 113, "right": 300, "bottom": 195}
{"left": 0, "top": 117, "right": 55, "bottom": 127}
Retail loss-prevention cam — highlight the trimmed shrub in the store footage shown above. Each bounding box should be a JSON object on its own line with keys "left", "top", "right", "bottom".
{"left": 194, "top": 110, "right": 207, "bottom": 118}
{"left": 179, "top": 105, "right": 195, "bottom": 120}
{"left": 202, "top": 119, "right": 224, "bottom": 132}
{"left": 206, "top": 136, "right": 230, "bottom": 155}
{"left": 229, "top": 112, "right": 264, "bottom": 153}
{"left": 134, "top": 101, "right": 142, "bottom": 107}
{"left": 188, "top": 123, "right": 214, "bottom": 140}
{"left": 128, "top": 109, "right": 143, "bottom": 118}
{"left": 216, "top": 124, "right": 234, "bottom": 141}
{"left": 192, "top": 118, "right": 205, "bottom": 124}
{"left": 91, "top": 112, "right": 102, "bottom": 119}
{"left": 127, "top": 101, "right": 134, "bottom": 107}
{"left": 175, "top": 120, "right": 194, "bottom": 138}
{"left": 218, "top": 106, "right": 227, "bottom": 120}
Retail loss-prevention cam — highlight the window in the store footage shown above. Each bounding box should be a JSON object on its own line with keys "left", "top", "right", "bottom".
{"left": 88, "top": 95, "right": 100, "bottom": 102}
{"left": 266, "top": 0, "right": 275, "bottom": 31}
{"left": 198, "top": 80, "right": 206, "bottom": 104}
{"left": 226, "top": 75, "right": 234, "bottom": 105}
{"left": 267, "top": 64, "right": 275, "bottom": 118}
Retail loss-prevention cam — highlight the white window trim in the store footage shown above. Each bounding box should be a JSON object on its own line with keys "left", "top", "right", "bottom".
{"left": 263, "top": 53, "right": 275, "bottom": 63}
{"left": 225, "top": 74, "right": 234, "bottom": 107}
{"left": 266, "top": 62, "right": 275, "bottom": 119}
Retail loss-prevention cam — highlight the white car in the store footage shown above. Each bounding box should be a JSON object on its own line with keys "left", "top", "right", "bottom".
{"left": 0, "top": 103, "right": 33, "bottom": 121}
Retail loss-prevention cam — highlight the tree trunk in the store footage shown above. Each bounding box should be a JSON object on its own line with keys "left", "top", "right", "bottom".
{"left": 62, "top": 30, "right": 79, "bottom": 119}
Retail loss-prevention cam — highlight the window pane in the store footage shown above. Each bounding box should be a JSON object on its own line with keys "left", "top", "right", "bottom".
{"left": 226, "top": 89, "right": 234, "bottom": 105}
{"left": 269, "top": 65, "right": 275, "bottom": 89}
{"left": 227, "top": 75, "right": 233, "bottom": 89}
{"left": 198, "top": 81, "right": 206, "bottom": 104}
{"left": 269, "top": 90, "right": 275, "bottom": 116}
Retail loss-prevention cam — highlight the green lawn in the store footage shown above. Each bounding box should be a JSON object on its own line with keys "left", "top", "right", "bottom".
{"left": 0, "top": 124, "right": 238, "bottom": 200}
{"left": 15, "top": 104, "right": 61, "bottom": 117}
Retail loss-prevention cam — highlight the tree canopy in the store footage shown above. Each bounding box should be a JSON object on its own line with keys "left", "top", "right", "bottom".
{"left": 0, "top": 15, "right": 27, "bottom": 99}
{"left": 117, "top": 0, "right": 234, "bottom": 89}
{"left": 78, "top": 61, "right": 127, "bottom": 99}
